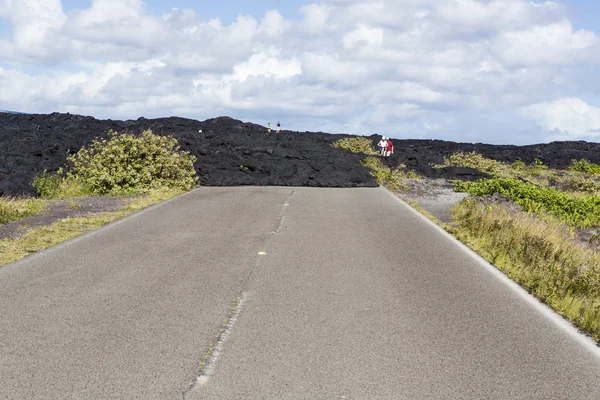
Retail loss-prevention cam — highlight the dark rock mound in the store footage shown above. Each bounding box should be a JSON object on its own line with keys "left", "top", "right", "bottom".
{"left": 372, "top": 136, "right": 600, "bottom": 178}
{"left": 2, "top": 111, "right": 600, "bottom": 197}
{"left": 0, "top": 112, "right": 377, "bottom": 196}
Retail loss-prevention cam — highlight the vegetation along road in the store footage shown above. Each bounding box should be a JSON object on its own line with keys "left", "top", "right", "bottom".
{"left": 1, "top": 187, "right": 600, "bottom": 399}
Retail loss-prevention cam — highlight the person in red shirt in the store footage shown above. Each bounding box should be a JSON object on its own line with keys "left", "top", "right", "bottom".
{"left": 385, "top": 139, "right": 394, "bottom": 159}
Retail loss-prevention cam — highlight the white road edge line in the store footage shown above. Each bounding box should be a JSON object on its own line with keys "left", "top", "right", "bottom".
{"left": 382, "top": 187, "right": 600, "bottom": 359}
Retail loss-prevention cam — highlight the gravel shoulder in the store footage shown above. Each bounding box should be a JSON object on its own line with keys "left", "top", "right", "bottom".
{"left": 399, "top": 178, "right": 467, "bottom": 223}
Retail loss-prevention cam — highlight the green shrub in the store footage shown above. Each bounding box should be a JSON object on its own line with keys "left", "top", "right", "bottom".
{"left": 67, "top": 130, "right": 198, "bottom": 195}
{"left": 570, "top": 159, "right": 600, "bottom": 175}
{"left": 454, "top": 178, "right": 600, "bottom": 228}
{"left": 331, "top": 137, "right": 378, "bottom": 155}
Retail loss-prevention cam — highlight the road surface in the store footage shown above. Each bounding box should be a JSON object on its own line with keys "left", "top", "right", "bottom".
{"left": 1, "top": 187, "right": 599, "bottom": 399}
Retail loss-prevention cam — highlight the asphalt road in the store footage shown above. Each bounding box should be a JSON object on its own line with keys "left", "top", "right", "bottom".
{"left": 1, "top": 187, "right": 600, "bottom": 399}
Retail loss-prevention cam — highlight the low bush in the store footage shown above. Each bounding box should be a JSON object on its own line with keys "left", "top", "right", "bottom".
{"left": 33, "top": 130, "right": 199, "bottom": 198}
{"left": 454, "top": 178, "right": 600, "bottom": 228}
{"left": 331, "top": 137, "right": 378, "bottom": 155}
{"left": 570, "top": 159, "right": 600, "bottom": 175}
{"left": 69, "top": 130, "right": 198, "bottom": 195}
{"left": 451, "top": 199, "right": 600, "bottom": 341}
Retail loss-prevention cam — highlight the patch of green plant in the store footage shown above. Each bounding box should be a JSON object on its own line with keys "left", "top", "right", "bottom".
{"left": 398, "top": 164, "right": 422, "bottom": 180}
{"left": 511, "top": 160, "right": 526, "bottom": 171}
{"left": 361, "top": 157, "right": 408, "bottom": 191}
{"left": 566, "top": 176, "right": 600, "bottom": 194}
{"left": 451, "top": 199, "right": 600, "bottom": 341}
{"left": 453, "top": 178, "right": 600, "bottom": 228}
{"left": 406, "top": 201, "right": 441, "bottom": 224}
{"left": 435, "top": 152, "right": 505, "bottom": 175}
{"left": 0, "top": 198, "right": 45, "bottom": 225}
{"left": 436, "top": 152, "right": 554, "bottom": 186}
{"left": 528, "top": 158, "right": 549, "bottom": 177}
{"left": 331, "top": 137, "right": 378, "bottom": 155}
{"left": 570, "top": 159, "right": 600, "bottom": 175}
{"left": 32, "top": 168, "right": 88, "bottom": 199}
{"left": 33, "top": 130, "right": 199, "bottom": 198}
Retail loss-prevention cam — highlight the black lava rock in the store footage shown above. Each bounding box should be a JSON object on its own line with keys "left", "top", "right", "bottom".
{"left": 2, "top": 112, "right": 600, "bottom": 196}
{"left": 0, "top": 113, "right": 376, "bottom": 196}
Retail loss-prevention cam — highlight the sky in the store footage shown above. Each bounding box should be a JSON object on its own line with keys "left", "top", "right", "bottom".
{"left": 1, "top": 1, "right": 600, "bottom": 144}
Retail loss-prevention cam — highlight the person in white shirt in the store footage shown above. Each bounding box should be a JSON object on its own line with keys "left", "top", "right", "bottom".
{"left": 377, "top": 136, "right": 388, "bottom": 156}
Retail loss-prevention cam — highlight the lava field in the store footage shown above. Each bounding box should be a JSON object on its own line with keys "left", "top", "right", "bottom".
{"left": 1, "top": 112, "right": 600, "bottom": 196}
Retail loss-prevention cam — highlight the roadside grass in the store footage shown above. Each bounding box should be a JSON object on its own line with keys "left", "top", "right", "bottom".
{"left": 437, "top": 152, "right": 600, "bottom": 194}
{"left": 0, "top": 197, "right": 45, "bottom": 225}
{"left": 448, "top": 198, "right": 600, "bottom": 341}
{"left": 0, "top": 188, "right": 184, "bottom": 267}
{"left": 453, "top": 178, "right": 600, "bottom": 228}
{"left": 405, "top": 200, "right": 441, "bottom": 225}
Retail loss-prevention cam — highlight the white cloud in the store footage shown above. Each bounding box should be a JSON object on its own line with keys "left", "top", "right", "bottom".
{"left": 343, "top": 24, "right": 384, "bottom": 48}
{"left": 493, "top": 20, "right": 598, "bottom": 66}
{"left": 230, "top": 50, "right": 302, "bottom": 82}
{"left": 300, "top": 3, "right": 330, "bottom": 34}
{"left": 259, "top": 10, "right": 286, "bottom": 37}
{"left": 521, "top": 98, "right": 600, "bottom": 138}
{"left": 0, "top": 0, "right": 599, "bottom": 143}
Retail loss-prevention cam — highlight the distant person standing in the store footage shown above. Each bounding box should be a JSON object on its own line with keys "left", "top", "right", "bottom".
{"left": 385, "top": 139, "right": 394, "bottom": 159}
{"left": 276, "top": 121, "right": 281, "bottom": 133}
{"left": 267, "top": 122, "right": 271, "bottom": 134}
{"left": 377, "top": 136, "right": 388, "bottom": 156}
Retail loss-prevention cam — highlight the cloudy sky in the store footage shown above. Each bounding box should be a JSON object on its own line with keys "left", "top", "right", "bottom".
{"left": 1, "top": 0, "right": 600, "bottom": 144}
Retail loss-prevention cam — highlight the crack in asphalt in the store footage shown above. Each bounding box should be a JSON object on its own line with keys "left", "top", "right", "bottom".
{"left": 182, "top": 189, "right": 296, "bottom": 398}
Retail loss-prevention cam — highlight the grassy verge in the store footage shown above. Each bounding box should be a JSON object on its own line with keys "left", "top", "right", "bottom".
{"left": 454, "top": 178, "right": 600, "bottom": 228}
{"left": 0, "top": 188, "right": 184, "bottom": 267}
{"left": 405, "top": 200, "right": 441, "bottom": 225}
{"left": 0, "top": 197, "right": 46, "bottom": 224}
{"left": 448, "top": 199, "right": 600, "bottom": 341}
